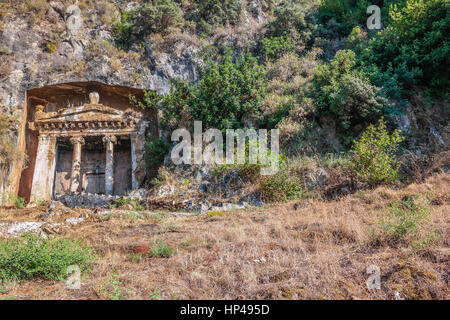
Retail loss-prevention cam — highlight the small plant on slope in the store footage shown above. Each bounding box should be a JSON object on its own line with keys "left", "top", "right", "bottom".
{"left": 351, "top": 117, "right": 404, "bottom": 186}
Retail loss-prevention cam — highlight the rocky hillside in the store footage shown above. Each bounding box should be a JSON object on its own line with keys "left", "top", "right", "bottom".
{"left": 0, "top": 0, "right": 273, "bottom": 194}
{"left": 1, "top": 1, "right": 448, "bottom": 171}
{"left": 0, "top": 0, "right": 448, "bottom": 301}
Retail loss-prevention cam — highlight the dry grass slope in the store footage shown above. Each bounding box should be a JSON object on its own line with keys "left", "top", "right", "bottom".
{"left": 0, "top": 173, "right": 448, "bottom": 300}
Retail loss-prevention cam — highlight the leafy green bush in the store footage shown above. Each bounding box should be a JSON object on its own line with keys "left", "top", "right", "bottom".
{"left": 12, "top": 195, "right": 26, "bottom": 208}
{"left": 144, "top": 137, "right": 171, "bottom": 171}
{"left": 374, "top": 195, "right": 440, "bottom": 247}
{"left": 363, "top": 0, "right": 449, "bottom": 89}
{"left": 265, "top": 0, "right": 317, "bottom": 44}
{"left": 310, "top": 50, "right": 388, "bottom": 140}
{"left": 134, "top": 89, "right": 161, "bottom": 111}
{"left": 187, "top": 47, "right": 266, "bottom": 131}
{"left": 380, "top": 199, "right": 429, "bottom": 238}
{"left": 188, "top": 0, "right": 241, "bottom": 34}
{"left": 113, "top": 0, "right": 184, "bottom": 48}
{"left": 143, "top": 47, "right": 265, "bottom": 132}
{"left": 260, "top": 168, "right": 304, "bottom": 202}
{"left": 111, "top": 197, "right": 133, "bottom": 208}
{"left": 112, "top": 9, "right": 135, "bottom": 49}
{"left": 158, "top": 79, "right": 193, "bottom": 132}
{"left": 261, "top": 35, "right": 295, "bottom": 61}
{"left": 0, "top": 234, "right": 93, "bottom": 282}
{"left": 318, "top": 0, "right": 372, "bottom": 37}
{"left": 150, "top": 240, "right": 173, "bottom": 258}
{"left": 1, "top": 194, "right": 27, "bottom": 208}
{"left": 351, "top": 117, "right": 404, "bottom": 186}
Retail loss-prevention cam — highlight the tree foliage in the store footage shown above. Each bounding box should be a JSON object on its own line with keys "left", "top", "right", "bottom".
{"left": 351, "top": 117, "right": 404, "bottom": 186}
{"left": 310, "top": 50, "right": 387, "bottom": 139}
{"left": 188, "top": 0, "right": 241, "bottom": 34}
{"left": 187, "top": 48, "right": 266, "bottom": 130}
{"left": 365, "top": 0, "right": 449, "bottom": 89}
{"left": 113, "top": 0, "right": 184, "bottom": 48}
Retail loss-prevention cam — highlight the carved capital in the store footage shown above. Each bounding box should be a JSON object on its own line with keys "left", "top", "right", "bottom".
{"left": 89, "top": 92, "right": 100, "bottom": 105}
{"left": 35, "top": 105, "right": 46, "bottom": 120}
{"left": 38, "top": 134, "right": 50, "bottom": 142}
{"left": 102, "top": 135, "right": 117, "bottom": 145}
{"left": 70, "top": 136, "right": 85, "bottom": 146}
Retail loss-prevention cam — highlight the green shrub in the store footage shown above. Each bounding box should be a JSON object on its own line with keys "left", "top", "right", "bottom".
{"left": 111, "top": 197, "right": 132, "bottom": 208}
{"left": 318, "top": 0, "right": 372, "bottom": 37}
{"left": 1, "top": 194, "right": 27, "bottom": 208}
{"left": 0, "top": 234, "right": 93, "bottom": 282}
{"left": 265, "top": 0, "right": 317, "bottom": 44}
{"left": 139, "top": 46, "right": 266, "bottom": 133}
{"left": 144, "top": 137, "right": 170, "bottom": 171}
{"left": 134, "top": 89, "right": 161, "bottom": 111}
{"left": 112, "top": 10, "right": 135, "bottom": 49}
{"left": 45, "top": 42, "right": 57, "bottom": 54}
{"left": 113, "top": 0, "right": 184, "bottom": 48}
{"left": 363, "top": 0, "right": 449, "bottom": 90}
{"left": 12, "top": 195, "right": 26, "bottom": 209}
{"left": 188, "top": 0, "right": 241, "bottom": 34}
{"left": 374, "top": 195, "right": 440, "bottom": 247}
{"left": 351, "top": 117, "right": 404, "bottom": 186}
{"left": 188, "top": 47, "right": 266, "bottom": 131}
{"left": 206, "top": 210, "right": 226, "bottom": 218}
{"left": 146, "top": 80, "right": 193, "bottom": 132}
{"left": 150, "top": 240, "right": 173, "bottom": 258}
{"left": 380, "top": 198, "right": 429, "bottom": 238}
{"left": 261, "top": 35, "right": 295, "bottom": 61}
{"left": 310, "top": 50, "right": 388, "bottom": 140}
{"left": 260, "top": 168, "right": 304, "bottom": 202}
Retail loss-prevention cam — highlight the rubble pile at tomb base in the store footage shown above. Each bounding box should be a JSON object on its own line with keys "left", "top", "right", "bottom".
{"left": 55, "top": 193, "right": 121, "bottom": 209}
{"left": 55, "top": 189, "right": 146, "bottom": 209}
{"left": 0, "top": 201, "right": 89, "bottom": 237}
{"left": 54, "top": 163, "right": 263, "bottom": 212}
{"left": 141, "top": 162, "right": 263, "bottom": 213}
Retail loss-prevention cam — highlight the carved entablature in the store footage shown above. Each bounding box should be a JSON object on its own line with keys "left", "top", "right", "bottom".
{"left": 29, "top": 92, "right": 144, "bottom": 137}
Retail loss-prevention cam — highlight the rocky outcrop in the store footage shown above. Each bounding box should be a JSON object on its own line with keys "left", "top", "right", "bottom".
{"left": 0, "top": 2, "right": 200, "bottom": 113}
{"left": 0, "top": 1, "right": 203, "bottom": 197}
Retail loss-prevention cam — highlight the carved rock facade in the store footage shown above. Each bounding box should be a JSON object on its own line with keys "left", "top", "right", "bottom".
{"left": 14, "top": 83, "right": 158, "bottom": 203}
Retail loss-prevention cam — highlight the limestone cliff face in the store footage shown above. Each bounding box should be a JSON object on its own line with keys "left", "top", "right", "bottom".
{"left": 0, "top": 1, "right": 199, "bottom": 116}
{"left": 0, "top": 0, "right": 267, "bottom": 198}
{"left": 0, "top": 0, "right": 267, "bottom": 115}
{"left": 0, "top": 1, "right": 199, "bottom": 197}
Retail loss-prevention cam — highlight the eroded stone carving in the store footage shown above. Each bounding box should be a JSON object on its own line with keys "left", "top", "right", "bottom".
{"left": 28, "top": 92, "right": 150, "bottom": 203}
{"left": 69, "top": 136, "right": 85, "bottom": 194}
{"left": 102, "top": 135, "right": 117, "bottom": 195}
{"left": 89, "top": 91, "right": 100, "bottom": 105}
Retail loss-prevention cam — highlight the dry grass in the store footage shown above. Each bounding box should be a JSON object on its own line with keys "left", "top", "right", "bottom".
{"left": 0, "top": 173, "right": 448, "bottom": 300}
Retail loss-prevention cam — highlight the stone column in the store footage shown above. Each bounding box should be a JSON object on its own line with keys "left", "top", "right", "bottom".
{"left": 30, "top": 135, "right": 57, "bottom": 202}
{"left": 69, "top": 136, "right": 85, "bottom": 194}
{"left": 130, "top": 132, "right": 145, "bottom": 190}
{"left": 103, "top": 135, "right": 117, "bottom": 195}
